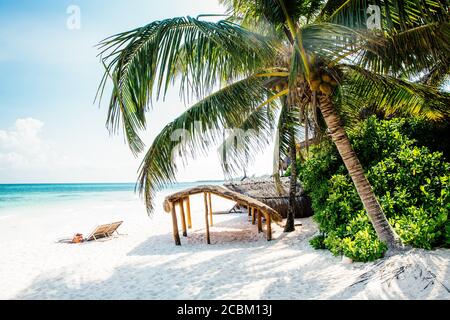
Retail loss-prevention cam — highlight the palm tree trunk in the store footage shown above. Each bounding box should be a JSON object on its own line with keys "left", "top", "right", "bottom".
{"left": 318, "top": 94, "right": 402, "bottom": 251}
{"left": 284, "top": 126, "right": 297, "bottom": 233}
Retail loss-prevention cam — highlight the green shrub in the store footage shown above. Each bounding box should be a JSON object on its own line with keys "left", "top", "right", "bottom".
{"left": 402, "top": 117, "right": 450, "bottom": 161}
{"left": 309, "top": 234, "right": 326, "bottom": 249}
{"left": 323, "top": 231, "right": 344, "bottom": 256}
{"left": 301, "top": 116, "right": 450, "bottom": 261}
{"left": 341, "top": 230, "right": 387, "bottom": 262}
{"left": 445, "top": 221, "right": 450, "bottom": 248}
{"left": 316, "top": 174, "right": 362, "bottom": 233}
{"left": 370, "top": 146, "right": 450, "bottom": 249}
{"left": 392, "top": 207, "right": 445, "bottom": 249}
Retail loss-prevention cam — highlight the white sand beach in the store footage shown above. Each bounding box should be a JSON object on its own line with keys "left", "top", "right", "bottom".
{"left": 0, "top": 191, "right": 449, "bottom": 300}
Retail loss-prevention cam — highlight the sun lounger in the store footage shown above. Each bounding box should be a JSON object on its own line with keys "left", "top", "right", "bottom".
{"left": 228, "top": 204, "right": 243, "bottom": 213}
{"left": 85, "top": 221, "right": 123, "bottom": 241}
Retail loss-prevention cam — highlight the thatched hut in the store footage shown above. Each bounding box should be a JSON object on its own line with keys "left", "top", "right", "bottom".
{"left": 163, "top": 184, "right": 283, "bottom": 245}
{"left": 163, "top": 176, "right": 312, "bottom": 246}
{"left": 224, "top": 176, "right": 313, "bottom": 219}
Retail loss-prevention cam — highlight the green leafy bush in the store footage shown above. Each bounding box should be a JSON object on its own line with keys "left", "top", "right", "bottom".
{"left": 323, "top": 230, "right": 344, "bottom": 256}
{"left": 300, "top": 116, "right": 450, "bottom": 261}
{"left": 445, "top": 221, "right": 450, "bottom": 248}
{"left": 309, "top": 234, "right": 326, "bottom": 249}
{"left": 370, "top": 146, "right": 450, "bottom": 249}
{"left": 341, "top": 230, "right": 387, "bottom": 262}
{"left": 402, "top": 117, "right": 450, "bottom": 161}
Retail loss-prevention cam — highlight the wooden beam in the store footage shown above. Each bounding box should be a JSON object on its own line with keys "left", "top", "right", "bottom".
{"left": 266, "top": 213, "right": 272, "bottom": 241}
{"left": 170, "top": 202, "right": 181, "bottom": 245}
{"left": 179, "top": 200, "right": 187, "bottom": 237}
{"left": 204, "top": 192, "right": 211, "bottom": 244}
{"left": 186, "top": 197, "right": 192, "bottom": 229}
{"left": 257, "top": 209, "right": 263, "bottom": 233}
{"left": 252, "top": 207, "right": 256, "bottom": 225}
{"left": 208, "top": 192, "right": 213, "bottom": 226}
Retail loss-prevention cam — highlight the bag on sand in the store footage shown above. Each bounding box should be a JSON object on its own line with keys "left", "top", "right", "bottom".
{"left": 72, "top": 233, "right": 84, "bottom": 243}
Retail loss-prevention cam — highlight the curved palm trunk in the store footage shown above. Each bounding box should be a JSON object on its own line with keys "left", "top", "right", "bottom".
{"left": 318, "top": 95, "right": 402, "bottom": 251}
{"left": 284, "top": 126, "right": 297, "bottom": 233}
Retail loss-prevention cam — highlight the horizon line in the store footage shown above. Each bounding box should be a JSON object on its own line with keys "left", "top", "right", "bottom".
{"left": 0, "top": 179, "right": 226, "bottom": 186}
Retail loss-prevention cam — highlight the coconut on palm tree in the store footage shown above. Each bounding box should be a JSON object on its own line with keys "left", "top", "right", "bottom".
{"left": 97, "top": 0, "right": 449, "bottom": 251}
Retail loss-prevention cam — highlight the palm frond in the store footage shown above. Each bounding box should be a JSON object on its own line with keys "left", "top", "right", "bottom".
{"left": 419, "top": 58, "right": 450, "bottom": 87}
{"left": 136, "top": 76, "right": 271, "bottom": 214}
{"left": 342, "top": 64, "right": 450, "bottom": 120}
{"left": 220, "top": 0, "right": 323, "bottom": 28}
{"left": 354, "top": 22, "right": 450, "bottom": 77}
{"left": 218, "top": 102, "right": 278, "bottom": 177}
{"left": 301, "top": 22, "right": 365, "bottom": 63}
{"left": 320, "top": 0, "right": 449, "bottom": 32}
{"left": 273, "top": 98, "right": 301, "bottom": 191}
{"left": 97, "top": 17, "right": 276, "bottom": 154}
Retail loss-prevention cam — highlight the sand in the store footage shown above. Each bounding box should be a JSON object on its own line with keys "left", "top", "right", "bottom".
{"left": 0, "top": 192, "right": 449, "bottom": 300}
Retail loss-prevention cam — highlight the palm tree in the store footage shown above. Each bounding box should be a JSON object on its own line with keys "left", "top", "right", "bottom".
{"left": 97, "top": 0, "right": 449, "bottom": 250}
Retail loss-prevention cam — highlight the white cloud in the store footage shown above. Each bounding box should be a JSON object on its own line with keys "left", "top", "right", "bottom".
{"left": 0, "top": 117, "right": 139, "bottom": 183}
{"left": 0, "top": 118, "right": 79, "bottom": 180}
{"left": 0, "top": 118, "right": 49, "bottom": 168}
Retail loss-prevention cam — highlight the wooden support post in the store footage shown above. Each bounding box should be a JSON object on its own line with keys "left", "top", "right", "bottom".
{"left": 208, "top": 192, "right": 213, "bottom": 226}
{"left": 204, "top": 192, "right": 211, "bottom": 244}
{"left": 266, "top": 213, "right": 272, "bottom": 241}
{"left": 257, "top": 209, "right": 263, "bottom": 233}
{"left": 179, "top": 200, "right": 187, "bottom": 237}
{"left": 186, "top": 197, "right": 192, "bottom": 229}
{"left": 170, "top": 202, "right": 181, "bottom": 245}
{"left": 252, "top": 207, "right": 256, "bottom": 225}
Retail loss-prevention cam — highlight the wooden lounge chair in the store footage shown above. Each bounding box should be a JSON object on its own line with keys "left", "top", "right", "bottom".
{"left": 228, "top": 204, "right": 243, "bottom": 213}
{"left": 85, "top": 221, "right": 123, "bottom": 241}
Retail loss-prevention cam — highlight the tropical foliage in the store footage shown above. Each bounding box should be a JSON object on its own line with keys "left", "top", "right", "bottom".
{"left": 305, "top": 117, "right": 450, "bottom": 261}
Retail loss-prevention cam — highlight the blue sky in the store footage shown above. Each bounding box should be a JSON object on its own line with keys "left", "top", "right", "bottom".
{"left": 0, "top": 0, "right": 274, "bottom": 183}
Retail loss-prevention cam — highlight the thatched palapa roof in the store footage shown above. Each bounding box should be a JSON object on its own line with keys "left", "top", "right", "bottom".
{"left": 224, "top": 176, "right": 313, "bottom": 219}
{"left": 164, "top": 184, "right": 282, "bottom": 223}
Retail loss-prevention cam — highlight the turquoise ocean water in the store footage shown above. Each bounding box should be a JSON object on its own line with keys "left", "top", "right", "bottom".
{"left": 0, "top": 181, "right": 223, "bottom": 212}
